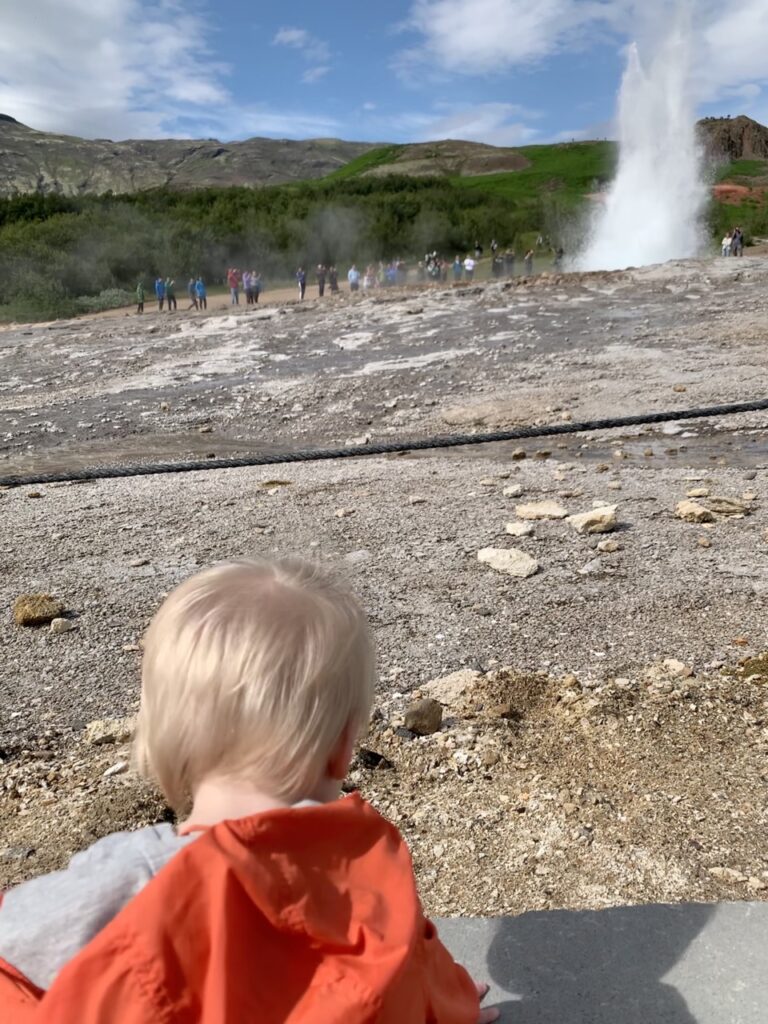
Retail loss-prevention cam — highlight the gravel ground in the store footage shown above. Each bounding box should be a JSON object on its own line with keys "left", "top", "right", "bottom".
{"left": 1, "top": 257, "right": 767, "bottom": 911}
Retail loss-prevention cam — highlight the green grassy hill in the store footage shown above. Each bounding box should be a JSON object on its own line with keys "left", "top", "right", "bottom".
{"left": 328, "top": 140, "right": 616, "bottom": 204}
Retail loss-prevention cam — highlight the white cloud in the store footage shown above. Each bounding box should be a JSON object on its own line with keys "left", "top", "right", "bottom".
{"left": 415, "top": 102, "right": 540, "bottom": 146}
{"left": 302, "top": 66, "right": 331, "bottom": 84}
{"left": 400, "top": 0, "right": 616, "bottom": 75}
{"left": 273, "top": 26, "right": 331, "bottom": 65}
{"left": 400, "top": 0, "right": 768, "bottom": 114}
{"left": 366, "top": 102, "right": 540, "bottom": 145}
{"left": 0, "top": 0, "right": 231, "bottom": 139}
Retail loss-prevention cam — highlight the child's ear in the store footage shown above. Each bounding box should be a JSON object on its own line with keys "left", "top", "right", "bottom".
{"left": 327, "top": 720, "right": 357, "bottom": 780}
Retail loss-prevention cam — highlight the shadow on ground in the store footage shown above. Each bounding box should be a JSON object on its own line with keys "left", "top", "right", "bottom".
{"left": 438, "top": 902, "right": 768, "bottom": 1023}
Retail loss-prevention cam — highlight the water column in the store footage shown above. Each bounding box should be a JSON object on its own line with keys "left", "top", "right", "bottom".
{"left": 576, "top": 25, "right": 708, "bottom": 271}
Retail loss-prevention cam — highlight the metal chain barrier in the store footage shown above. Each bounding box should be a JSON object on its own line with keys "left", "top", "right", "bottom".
{"left": 2, "top": 397, "right": 767, "bottom": 489}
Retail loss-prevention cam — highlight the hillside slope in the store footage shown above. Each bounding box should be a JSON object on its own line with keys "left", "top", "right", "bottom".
{"left": 0, "top": 115, "right": 376, "bottom": 197}
{"left": 698, "top": 115, "right": 768, "bottom": 162}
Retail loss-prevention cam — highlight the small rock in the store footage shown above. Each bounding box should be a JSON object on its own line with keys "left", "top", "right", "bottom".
{"left": 478, "top": 547, "right": 539, "bottom": 578}
{"left": 84, "top": 715, "right": 136, "bottom": 746}
{"left": 663, "top": 658, "right": 693, "bottom": 679}
{"left": 506, "top": 521, "right": 534, "bottom": 537}
{"left": 198, "top": 425, "right": 214, "bottom": 434}
{"left": 13, "top": 594, "right": 65, "bottom": 627}
{"left": 686, "top": 487, "right": 710, "bottom": 498}
{"left": 488, "top": 703, "right": 517, "bottom": 720}
{"left": 597, "top": 539, "right": 620, "bottom": 553}
{"left": 502, "top": 484, "right": 523, "bottom": 498}
{"left": 567, "top": 505, "right": 618, "bottom": 534}
{"left": 708, "top": 866, "right": 747, "bottom": 883}
{"left": 404, "top": 698, "right": 443, "bottom": 736}
{"left": 481, "top": 749, "right": 501, "bottom": 767}
{"left": 335, "top": 508, "right": 355, "bottom": 518}
{"left": 673, "top": 384, "right": 687, "bottom": 393}
{"left": 159, "top": 401, "right": 170, "bottom": 412}
{"left": 706, "top": 496, "right": 749, "bottom": 517}
{"left": 423, "top": 669, "right": 482, "bottom": 706}
{"left": 698, "top": 536, "right": 712, "bottom": 549}
{"left": 742, "top": 491, "right": 757, "bottom": 502}
{"left": 50, "top": 617, "right": 74, "bottom": 635}
{"left": 675, "top": 500, "right": 714, "bottom": 524}
{"left": 578, "top": 557, "right": 603, "bottom": 576}
{"left": 0, "top": 846, "right": 35, "bottom": 863}
{"left": 471, "top": 604, "right": 492, "bottom": 616}
{"left": 607, "top": 481, "right": 622, "bottom": 491}
{"left": 747, "top": 876, "right": 767, "bottom": 892}
{"left": 511, "top": 448, "right": 527, "bottom": 460}
{"left": 130, "top": 558, "right": 150, "bottom": 568}
{"left": 344, "top": 550, "right": 371, "bottom": 565}
{"left": 408, "top": 495, "right": 427, "bottom": 505}
{"left": 26, "top": 492, "right": 43, "bottom": 499}
{"left": 515, "top": 500, "right": 569, "bottom": 521}
{"left": 103, "top": 760, "right": 129, "bottom": 778}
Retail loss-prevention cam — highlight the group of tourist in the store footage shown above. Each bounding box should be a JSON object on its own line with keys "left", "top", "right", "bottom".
{"left": 134, "top": 240, "right": 550, "bottom": 314}
{"left": 135, "top": 276, "right": 207, "bottom": 314}
{"left": 721, "top": 227, "right": 745, "bottom": 257}
{"left": 227, "top": 268, "right": 263, "bottom": 305}
{"left": 295, "top": 264, "right": 341, "bottom": 300}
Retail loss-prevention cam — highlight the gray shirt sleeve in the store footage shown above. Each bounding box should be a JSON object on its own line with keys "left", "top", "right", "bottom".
{"left": 0, "top": 824, "right": 196, "bottom": 989}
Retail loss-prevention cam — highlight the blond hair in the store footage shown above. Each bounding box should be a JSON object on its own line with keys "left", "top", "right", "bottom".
{"left": 134, "top": 558, "right": 375, "bottom": 811}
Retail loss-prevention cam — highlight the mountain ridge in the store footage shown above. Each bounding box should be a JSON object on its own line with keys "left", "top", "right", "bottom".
{"left": 0, "top": 113, "right": 766, "bottom": 199}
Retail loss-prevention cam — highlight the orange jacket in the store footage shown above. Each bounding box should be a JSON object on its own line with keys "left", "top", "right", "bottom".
{"left": 0, "top": 795, "right": 478, "bottom": 1023}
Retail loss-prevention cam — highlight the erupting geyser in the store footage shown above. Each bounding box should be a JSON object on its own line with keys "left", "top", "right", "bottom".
{"left": 576, "top": 26, "right": 707, "bottom": 271}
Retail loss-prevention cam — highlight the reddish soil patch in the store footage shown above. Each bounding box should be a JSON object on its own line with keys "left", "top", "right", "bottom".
{"left": 713, "top": 183, "right": 767, "bottom": 205}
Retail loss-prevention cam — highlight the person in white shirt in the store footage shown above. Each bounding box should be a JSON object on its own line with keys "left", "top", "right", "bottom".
{"left": 721, "top": 233, "right": 732, "bottom": 257}
{"left": 463, "top": 255, "right": 476, "bottom": 281}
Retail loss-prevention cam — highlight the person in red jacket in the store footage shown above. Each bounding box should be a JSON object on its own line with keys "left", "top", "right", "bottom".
{"left": 0, "top": 557, "right": 498, "bottom": 1024}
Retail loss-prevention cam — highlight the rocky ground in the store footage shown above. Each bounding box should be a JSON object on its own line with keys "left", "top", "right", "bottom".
{"left": 1, "top": 257, "right": 767, "bottom": 915}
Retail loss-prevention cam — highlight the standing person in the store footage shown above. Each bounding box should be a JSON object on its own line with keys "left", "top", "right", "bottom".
{"left": 524, "top": 249, "right": 534, "bottom": 275}
{"left": 490, "top": 238, "right": 498, "bottom": 255}
{"left": 136, "top": 280, "right": 145, "bottom": 314}
{"left": 474, "top": 240, "right": 483, "bottom": 259}
{"left": 452, "top": 256, "right": 463, "bottom": 282}
{"left": 503, "top": 248, "right": 516, "bottom": 276}
{"left": 227, "top": 267, "right": 240, "bottom": 305}
{"left": 154, "top": 276, "right": 165, "bottom": 312}
{"left": 463, "top": 254, "right": 476, "bottom": 281}
{"left": 347, "top": 264, "right": 361, "bottom": 292}
{"left": 296, "top": 267, "right": 307, "bottom": 301}
{"left": 721, "top": 232, "right": 732, "bottom": 257}
{"left": 251, "top": 271, "right": 262, "bottom": 303}
{"left": 187, "top": 278, "right": 198, "bottom": 310}
{"left": 492, "top": 253, "right": 504, "bottom": 278}
{"left": 317, "top": 264, "right": 326, "bottom": 297}
{"left": 733, "top": 226, "right": 744, "bottom": 256}
{"left": 328, "top": 265, "right": 339, "bottom": 293}
{"left": 195, "top": 276, "right": 207, "bottom": 310}
{"left": 552, "top": 248, "right": 565, "bottom": 271}
{"left": 165, "top": 278, "right": 177, "bottom": 311}
{"left": 243, "top": 270, "right": 252, "bottom": 305}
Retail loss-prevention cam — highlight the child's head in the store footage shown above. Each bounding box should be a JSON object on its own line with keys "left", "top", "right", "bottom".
{"left": 135, "top": 558, "right": 375, "bottom": 812}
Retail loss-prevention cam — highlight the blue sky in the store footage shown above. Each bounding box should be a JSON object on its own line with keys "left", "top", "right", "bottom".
{"left": 0, "top": 0, "right": 766, "bottom": 145}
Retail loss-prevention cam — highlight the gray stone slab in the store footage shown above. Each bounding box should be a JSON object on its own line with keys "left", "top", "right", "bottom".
{"left": 438, "top": 902, "right": 768, "bottom": 1023}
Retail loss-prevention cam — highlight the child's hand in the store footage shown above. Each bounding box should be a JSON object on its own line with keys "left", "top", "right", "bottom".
{"left": 475, "top": 981, "right": 500, "bottom": 1023}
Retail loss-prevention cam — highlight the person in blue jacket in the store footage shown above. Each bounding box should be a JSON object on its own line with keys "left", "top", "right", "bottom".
{"left": 194, "top": 277, "right": 207, "bottom": 310}
{"left": 154, "top": 276, "right": 165, "bottom": 312}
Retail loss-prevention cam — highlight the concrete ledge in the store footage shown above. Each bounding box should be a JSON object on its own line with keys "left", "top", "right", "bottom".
{"left": 438, "top": 902, "right": 768, "bottom": 1022}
